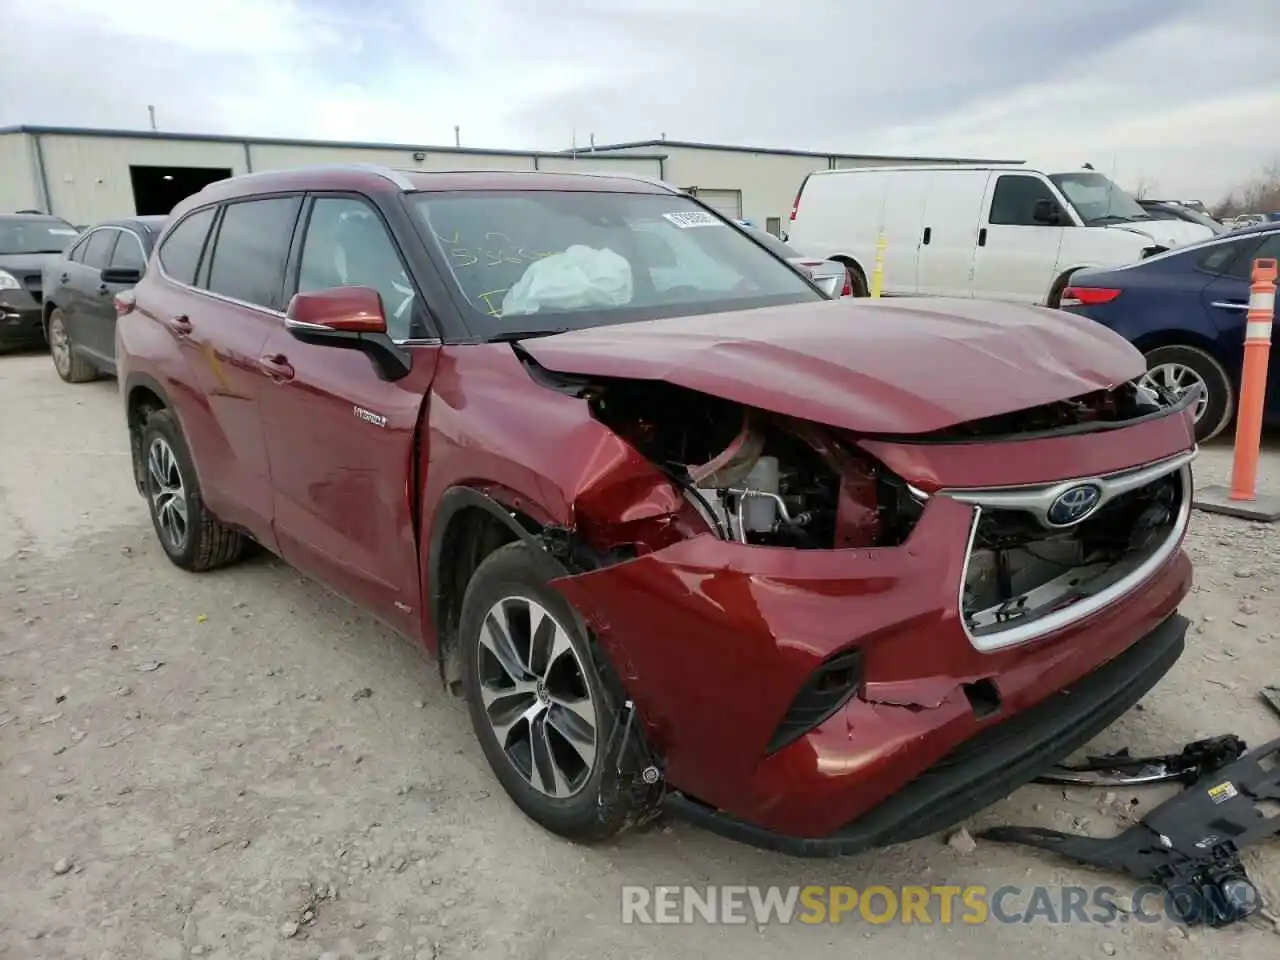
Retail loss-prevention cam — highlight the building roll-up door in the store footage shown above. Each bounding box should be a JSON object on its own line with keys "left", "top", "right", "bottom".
{"left": 691, "top": 188, "right": 743, "bottom": 221}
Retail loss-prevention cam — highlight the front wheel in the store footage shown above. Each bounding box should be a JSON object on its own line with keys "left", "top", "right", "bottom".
{"left": 1141, "top": 344, "right": 1234, "bottom": 443}
{"left": 460, "top": 542, "right": 637, "bottom": 842}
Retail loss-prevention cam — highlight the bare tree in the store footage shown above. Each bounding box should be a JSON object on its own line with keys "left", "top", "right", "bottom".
{"left": 1131, "top": 175, "right": 1159, "bottom": 200}
{"left": 1214, "top": 159, "right": 1280, "bottom": 218}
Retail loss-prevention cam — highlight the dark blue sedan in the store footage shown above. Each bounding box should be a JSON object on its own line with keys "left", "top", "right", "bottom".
{"left": 1060, "top": 222, "right": 1280, "bottom": 442}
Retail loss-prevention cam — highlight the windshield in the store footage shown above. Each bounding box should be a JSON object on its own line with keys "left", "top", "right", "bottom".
{"left": 407, "top": 190, "right": 821, "bottom": 337}
{"left": 0, "top": 218, "right": 80, "bottom": 255}
{"left": 1049, "top": 173, "right": 1151, "bottom": 226}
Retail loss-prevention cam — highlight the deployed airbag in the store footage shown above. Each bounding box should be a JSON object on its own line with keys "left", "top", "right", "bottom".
{"left": 502, "top": 245, "right": 633, "bottom": 316}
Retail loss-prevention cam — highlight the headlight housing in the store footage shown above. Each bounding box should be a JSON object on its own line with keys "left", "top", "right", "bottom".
{"left": 0, "top": 270, "right": 22, "bottom": 291}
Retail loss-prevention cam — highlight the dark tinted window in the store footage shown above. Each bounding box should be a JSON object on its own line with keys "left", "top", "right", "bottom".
{"left": 81, "top": 229, "right": 118, "bottom": 270}
{"left": 297, "top": 197, "right": 417, "bottom": 339}
{"left": 1198, "top": 241, "right": 1244, "bottom": 275}
{"left": 110, "top": 231, "right": 147, "bottom": 272}
{"left": 158, "top": 207, "right": 216, "bottom": 285}
{"left": 66, "top": 234, "right": 90, "bottom": 263}
{"left": 206, "top": 197, "right": 300, "bottom": 309}
{"left": 989, "top": 175, "right": 1059, "bottom": 226}
{"left": 1224, "top": 233, "right": 1280, "bottom": 280}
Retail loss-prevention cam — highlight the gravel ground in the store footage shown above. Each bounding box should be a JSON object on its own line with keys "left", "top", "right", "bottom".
{"left": 2, "top": 349, "right": 1280, "bottom": 960}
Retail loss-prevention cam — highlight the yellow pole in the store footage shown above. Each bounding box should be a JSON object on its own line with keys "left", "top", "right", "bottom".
{"left": 870, "top": 232, "right": 887, "bottom": 298}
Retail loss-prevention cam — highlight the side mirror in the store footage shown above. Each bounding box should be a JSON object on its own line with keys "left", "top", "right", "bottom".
{"left": 101, "top": 266, "right": 142, "bottom": 285}
{"left": 1033, "top": 199, "right": 1063, "bottom": 226}
{"left": 285, "top": 286, "right": 411, "bottom": 381}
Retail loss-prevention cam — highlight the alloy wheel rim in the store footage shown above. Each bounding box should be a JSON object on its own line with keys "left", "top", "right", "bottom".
{"left": 475, "top": 596, "right": 599, "bottom": 798}
{"left": 147, "top": 436, "right": 189, "bottom": 551}
{"left": 1141, "top": 362, "right": 1210, "bottom": 423}
{"left": 49, "top": 314, "right": 70, "bottom": 376}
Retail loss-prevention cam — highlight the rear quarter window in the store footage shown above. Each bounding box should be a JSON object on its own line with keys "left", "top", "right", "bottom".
{"left": 158, "top": 207, "right": 216, "bottom": 286}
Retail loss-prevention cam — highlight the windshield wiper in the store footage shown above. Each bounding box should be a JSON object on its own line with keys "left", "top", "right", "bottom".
{"left": 486, "top": 327, "right": 571, "bottom": 343}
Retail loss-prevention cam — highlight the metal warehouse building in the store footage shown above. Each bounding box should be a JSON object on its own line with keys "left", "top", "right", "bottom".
{"left": 0, "top": 125, "right": 1018, "bottom": 231}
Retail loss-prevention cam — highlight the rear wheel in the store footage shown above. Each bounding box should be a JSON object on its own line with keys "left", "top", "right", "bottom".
{"left": 839, "top": 261, "right": 868, "bottom": 297}
{"left": 141, "top": 409, "right": 246, "bottom": 571}
{"left": 1140, "top": 344, "right": 1234, "bottom": 443}
{"left": 47, "top": 308, "right": 97, "bottom": 383}
{"left": 460, "top": 542, "right": 637, "bottom": 842}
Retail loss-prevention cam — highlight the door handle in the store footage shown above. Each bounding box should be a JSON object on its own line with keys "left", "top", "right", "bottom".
{"left": 258, "top": 354, "right": 295, "bottom": 382}
{"left": 978, "top": 228, "right": 988, "bottom": 247}
{"left": 1210, "top": 301, "right": 1249, "bottom": 312}
{"left": 165, "top": 314, "right": 193, "bottom": 337}
{"left": 922, "top": 227, "right": 932, "bottom": 245}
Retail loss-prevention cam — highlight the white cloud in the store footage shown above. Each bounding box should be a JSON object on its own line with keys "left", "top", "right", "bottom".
{"left": 3, "top": 0, "right": 1278, "bottom": 202}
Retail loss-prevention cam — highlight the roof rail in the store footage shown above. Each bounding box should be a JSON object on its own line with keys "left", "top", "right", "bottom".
{"left": 543, "top": 170, "right": 682, "bottom": 192}
{"left": 202, "top": 163, "right": 417, "bottom": 192}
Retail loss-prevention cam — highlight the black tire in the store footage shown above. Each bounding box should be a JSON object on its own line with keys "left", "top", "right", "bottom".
{"left": 47, "top": 308, "right": 97, "bottom": 383}
{"left": 140, "top": 409, "right": 246, "bottom": 571}
{"left": 1046, "top": 270, "right": 1079, "bottom": 308}
{"left": 1142, "top": 344, "right": 1234, "bottom": 443}
{"left": 460, "top": 542, "right": 635, "bottom": 843}
{"left": 843, "top": 261, "right": 869, "bottom": 297}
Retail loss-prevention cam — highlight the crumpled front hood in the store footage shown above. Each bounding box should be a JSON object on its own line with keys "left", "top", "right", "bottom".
{"left": 520, "top": 297, "right": 1145, "bottom": 435}
{"left": 1107, "top": 220, "right": 1213, "bottom": 249}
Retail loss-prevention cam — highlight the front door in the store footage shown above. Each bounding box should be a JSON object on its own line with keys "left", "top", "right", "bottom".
{"left": 971, "top": 173, "right": 1065, "bottom": 304}
{"left": 90, "top": 228, "right": 150, "bottom": 368}
{"left": 257, "top": 193, "right": 441, "bottom": 635}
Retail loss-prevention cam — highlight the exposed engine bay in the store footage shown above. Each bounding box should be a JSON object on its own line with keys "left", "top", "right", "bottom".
{"left": 963, "top": 468, "right": 1185, "bottom": 636}
{"left": 588, "top": 380, "right": 920, "bottom": 550}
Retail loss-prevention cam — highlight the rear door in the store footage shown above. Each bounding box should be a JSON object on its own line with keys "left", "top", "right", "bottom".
{"left": 916, "top": 170, "right": 990, "bottom": 298}
{"left": 971, "top": 172, "right": 1065, "bottom": 303}
{"left": 257, "top": 193, "right": 441, "bottom": 634}
{"left": 65, "top": 228, "right": 117, "bottom": 350}
{"left": 151, "top": 198, "right": 301, "bottom": 548}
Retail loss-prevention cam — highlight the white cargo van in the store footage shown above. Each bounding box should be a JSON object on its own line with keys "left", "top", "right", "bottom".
{"left": 786, "top": 165, "right": 1214, "bottom": 306}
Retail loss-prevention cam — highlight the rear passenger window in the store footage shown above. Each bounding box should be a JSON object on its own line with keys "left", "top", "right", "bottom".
{"left": 82, "top": 230, "right": 118, "bottom": 270}
{"left": 989, "top": 175, "right": 1059, "bottom": 226}
{"left": 206, "top": 197, "right": 301, "bottom": 310}
{"left": 158, "top": 207, "right": 216, "bottom": 286}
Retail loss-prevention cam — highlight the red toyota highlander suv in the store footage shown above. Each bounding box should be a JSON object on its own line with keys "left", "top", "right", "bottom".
{"left": 114, "top": 165, "right": 1197, "bottom": 856}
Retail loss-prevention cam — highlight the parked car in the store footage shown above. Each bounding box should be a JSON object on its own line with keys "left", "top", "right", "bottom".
{"left": 42, "top": 216, "right": 167, "bottom": 382}
{"left": 0, "top": 212, "right": 81, "bottom": 350}
{"left": 786, "top": 165, "right": 1214, "bottom": 306}
{"left": 116, "top": 165, "right": 1195, "bottom": 855}
{"left": 1138, "top": 200, "right": 1227, "bottom": 235}
{"left": 1060, "top": 221, "right": 1280, "bottom": 442}
{"left": 736, "top": 221, "right": 851, "bottom": 296}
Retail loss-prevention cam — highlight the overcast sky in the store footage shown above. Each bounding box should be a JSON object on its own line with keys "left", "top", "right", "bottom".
{"left": 4, "top": 0, "right": 1278, "bottom": 202}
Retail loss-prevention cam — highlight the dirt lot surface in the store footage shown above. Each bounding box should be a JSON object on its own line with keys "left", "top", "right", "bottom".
{"left": 3, "top": 349, "right": 1280, "bottom": 960}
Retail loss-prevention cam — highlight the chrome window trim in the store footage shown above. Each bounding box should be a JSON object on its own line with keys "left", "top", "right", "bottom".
{"left": 939, "top": 450, "right": 1195, "bottom": 653}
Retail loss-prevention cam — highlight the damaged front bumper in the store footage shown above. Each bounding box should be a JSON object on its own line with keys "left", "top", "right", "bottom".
{"left": 549, "top": 412, "right": 1196, "bottom": 853}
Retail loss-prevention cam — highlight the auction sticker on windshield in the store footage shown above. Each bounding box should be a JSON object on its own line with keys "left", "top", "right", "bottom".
{"left": 663, "top": 211, "right": 722, "bottom": 229}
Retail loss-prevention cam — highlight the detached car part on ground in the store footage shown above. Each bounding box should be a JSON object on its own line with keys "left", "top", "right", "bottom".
{"left": 115, "top": 166, "right": 1199, "bottom": 856}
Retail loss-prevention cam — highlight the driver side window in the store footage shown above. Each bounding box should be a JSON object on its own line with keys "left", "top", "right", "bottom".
{"left": 297, "top": 197, "right": 419, "bottom": 340}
